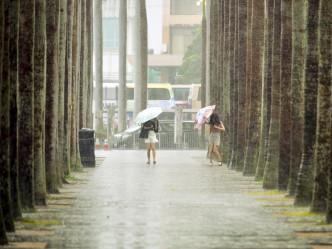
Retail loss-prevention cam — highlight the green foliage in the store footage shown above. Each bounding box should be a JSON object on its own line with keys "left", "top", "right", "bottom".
{"left": 177, "top": 26, "right": 202, "bottom": 84}
{"left": 21, "top": 206, "right": 36, "bottom": 213}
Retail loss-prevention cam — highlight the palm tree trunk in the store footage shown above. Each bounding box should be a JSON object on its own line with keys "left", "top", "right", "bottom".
{"left": 18, "top": 0, "right": 35, "bottom": 208}
{"left": 57, "top": 0, "right": 67, "bottom": 184}
{"left": 294, "top": 0, "right": 320, "bottom": 207}
{"left": 86, "top": 0, "right": 93, "bottom": 129}
{"left": 286, "top": 0, "right": 305, "bottom": 197}
{"left": 79, "top": 0, "right": 86, "bottom": 129}
{"left": 9, "top": 0, "right": 21, "bottom": 220}
{"left": 255, "top": 0, "right": 273, "bottom": 180}
{"left": 235, "top": 0, "right": 247, "bottom": 172}
{"left": 311, "top": 0, "right": 331, "bottom": 214}
{"left": 64, "top": 0, "right": 74, "bottom": 176}
{"left": 263, "top": 0, "right": 281, "bottom": 189}
{"left": 243, "top": 0, "right": 264, "bottom": 176}
{"left": 94, "top": 0, "right": 103, "bottom": 131}
{"left": 45, "top": 0, "right": 60, "bottom": 193}
{"left": 278, "top": 0, "right": 292, "bottom": 190}
{"left": 229, "top": 0, "right": 237, "bottom": 170}
{"left": 0, "top": 0, "right": 15, "bottom": 232}
{"left": 34, "top": 0, "right": 47, "bottom": 205}
{"left": 118, "top": 0, "right": 127, "bottom": 132}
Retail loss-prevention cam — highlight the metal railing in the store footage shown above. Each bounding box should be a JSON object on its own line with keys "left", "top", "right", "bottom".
{"left": 112, "top": 131, "right": 201, "bottom": 150}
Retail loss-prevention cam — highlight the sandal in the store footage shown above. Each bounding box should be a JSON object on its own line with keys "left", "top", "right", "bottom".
{"left": 209, "top": 162, "right": 213, "bottom": 166}
{"left": 218, "top": 161, "right": 222, "bottom": 166}
{"left": 147, "top": 161, "right": 150, "bottom": 164}
{"left": 153, "top": 161, "right": 156, "bottom": 164}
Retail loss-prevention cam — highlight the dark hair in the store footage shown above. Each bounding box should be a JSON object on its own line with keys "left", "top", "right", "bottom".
{"left": 209, "top": 113, "right": 220, "bottom": 125}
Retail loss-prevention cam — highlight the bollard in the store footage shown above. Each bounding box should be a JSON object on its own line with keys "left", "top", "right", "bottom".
{"left": 78, "top": 128, "right": 95, "bottom": 167}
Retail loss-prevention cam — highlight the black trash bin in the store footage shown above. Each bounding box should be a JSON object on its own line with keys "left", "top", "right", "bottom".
{"left": 78, "top": 128, "right": 95, "bottom": 167}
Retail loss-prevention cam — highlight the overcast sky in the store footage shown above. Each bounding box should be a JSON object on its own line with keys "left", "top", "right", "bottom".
{"left": 146, "top": 0, "right": 163, "bottom": 54}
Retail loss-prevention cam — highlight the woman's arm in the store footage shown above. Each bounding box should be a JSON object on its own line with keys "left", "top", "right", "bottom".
{"left": 214, "top": 121, "right": 225, "bottom": 131}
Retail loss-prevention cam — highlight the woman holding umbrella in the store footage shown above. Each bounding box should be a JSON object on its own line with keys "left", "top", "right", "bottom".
{"left": 206, "top": 113, "right": 225, "bottom": 166}
{"left": 139, "top": 118, "right": 159, "bottom": 164}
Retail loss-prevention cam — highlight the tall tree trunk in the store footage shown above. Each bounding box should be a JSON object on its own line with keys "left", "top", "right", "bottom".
{"left": 9, "top": 0, "right": 21, "bottom": 219}
{"left": 243, "top": 0, "right": 264, "bottom": 176}
{"left": 311, "top": 0, "right": 331, "bottom": 214}
{"left": 79, "top": 0, "right": 86, "bottom": 129}
{"left": 18, "top": 0, "right": 35, "bottom": 208}
{"left": 294, "top": 0, "right": 320, "bottom": 207}
{"left": 94, "top": 0, "right": 103, "bottom": 131}
{"left": 0, "top": 199, "right": 6, "bottom": 244}
{"left": 57, "top": 0, "right": 67, "bottom": 184}
{"left": 221, "top": 0, "right": 230, "bottom": 165}
{"left": 118, "top": 0, "right": 127, "bottom": 132}
{"left": 0, "top": 0, "right": 15, "bottom": 232}
{"left": 286, "top": 0, "right": 306, "bottom": 197}
{"left": 64, "top": 0, "right": 74, "bottom": 176}
{"left": 278, "top": 0, "right": 292, "bottom": 190}
{"left": 235, "top": 0, "right": 247, "bottom": 172}
{"left": 86, "top": 0, "right": 93, "bottom": 129}
{"left": 263, "top": 0, "right": 281, "bottom": 189}
{"left": 45, "top": 0, "right": 60, "bottom": 193}
{"left": 134, "top": 0, "right": 148, "bottom": 117}
{"left": 229, "top": 0, "right": 237, "bottom": 170}
{"left": 244, "top": 0, "right": 252, "bottom": 171}
{"left": 255, "top": 0, "right": 273, "bottom": 180}
{"left": 200, "top": 0, "right": 207, "bottom": 149}
{"left": 34, "top": 0, "right": 47, "bottom": 205}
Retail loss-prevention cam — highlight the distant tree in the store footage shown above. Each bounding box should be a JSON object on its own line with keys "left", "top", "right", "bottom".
{"left": 311, "top": 0, "right": 331, "bottom": 214}
{"left": 18, "top": 0, "right": 35, "bottom": 208}
{"left": 286, "top": 0, "right": 305, "bottom": 197}
{"left": 294, "top": 0, "right": 319, "bottom": 206}
{"left": 118, "top": 0, "right": 127, "bottom": 132}
{"left": 263, "top": 0, "right": 281, "bottom": 189}
{"left": 34, "top": 0, "right": 47, "bottom": 205}
{"left": 177, "top": 28, "right": 201, "bottom": 84}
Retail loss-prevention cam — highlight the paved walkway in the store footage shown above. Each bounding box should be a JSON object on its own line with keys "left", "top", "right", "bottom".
{"left": 47, "top": 150, "right": 311, "bottom": 249}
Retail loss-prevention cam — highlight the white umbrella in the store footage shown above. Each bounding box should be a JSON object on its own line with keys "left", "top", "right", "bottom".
{"left": 135, "top": 107, "right": 163, "bottom": 124}
{"left": 194, "top": 105, "right": 216, "bottom": 130}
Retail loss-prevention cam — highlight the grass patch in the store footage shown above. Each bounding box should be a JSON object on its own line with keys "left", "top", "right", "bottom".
{"left": 65, "top": 175, "right": 86, "bottom": 182}
{"left": 22, "top": 207, "right": 36, "bottom": 213}
{"left": 70, "top": 163, "right": 84, "bottom": 172}
{"left": 262, "top": 204, "right": 293, "bottom": 208}
{"left": 246, "top": 190, "right": 287, "bottom": 196}
{"left": 275, "top": 211, "right": 325, "bottom": 217}
{"left": 15, "top": 218, "right": 62, "bottom": 225}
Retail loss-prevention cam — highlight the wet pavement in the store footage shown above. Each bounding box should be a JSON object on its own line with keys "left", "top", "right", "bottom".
{"left": 4, "top": 150, "right": 327, "bottom": 249}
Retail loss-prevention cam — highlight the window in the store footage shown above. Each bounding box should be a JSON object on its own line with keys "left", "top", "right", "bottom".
{"left": 173, "top": 88, "right": 190, "bottom": 101}
{"left": 170, "top": 26, "right": 196, "bottom": 55}
{"left": 103, "top": 18, "right": 119, "bottom": 48}
{"left": 170, "top": 0, "right": 202, "bottom": 15}
{"left": 126, "top": 88, "right": 134, "bottom": 100}
{"left": 148, "top": 89, "right": 170, "bottom": 100}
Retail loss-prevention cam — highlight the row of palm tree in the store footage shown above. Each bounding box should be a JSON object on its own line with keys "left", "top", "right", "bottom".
{"left": 0, "top": 0, "right": 93, "bottom": 244}
{"left": 207, "top": 0, "right": 331, "bottom": 223}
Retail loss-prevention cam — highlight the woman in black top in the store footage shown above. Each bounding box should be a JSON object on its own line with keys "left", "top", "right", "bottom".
{"left": 140, "top": 118, "right": 159, "bottom": 164}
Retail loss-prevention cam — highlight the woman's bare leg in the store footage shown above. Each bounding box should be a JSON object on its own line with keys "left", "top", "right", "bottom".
{"left": 151, "top": 143, "right": 156, "bottom": 163}
{"left": 209, "top": 145, "right": 214, "bottom": 163}
{"left": 213, "top": 145, "right": 222, "bottom": 163}
{"left": 146, "top": 143, "right": 151, "bottom": 163}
